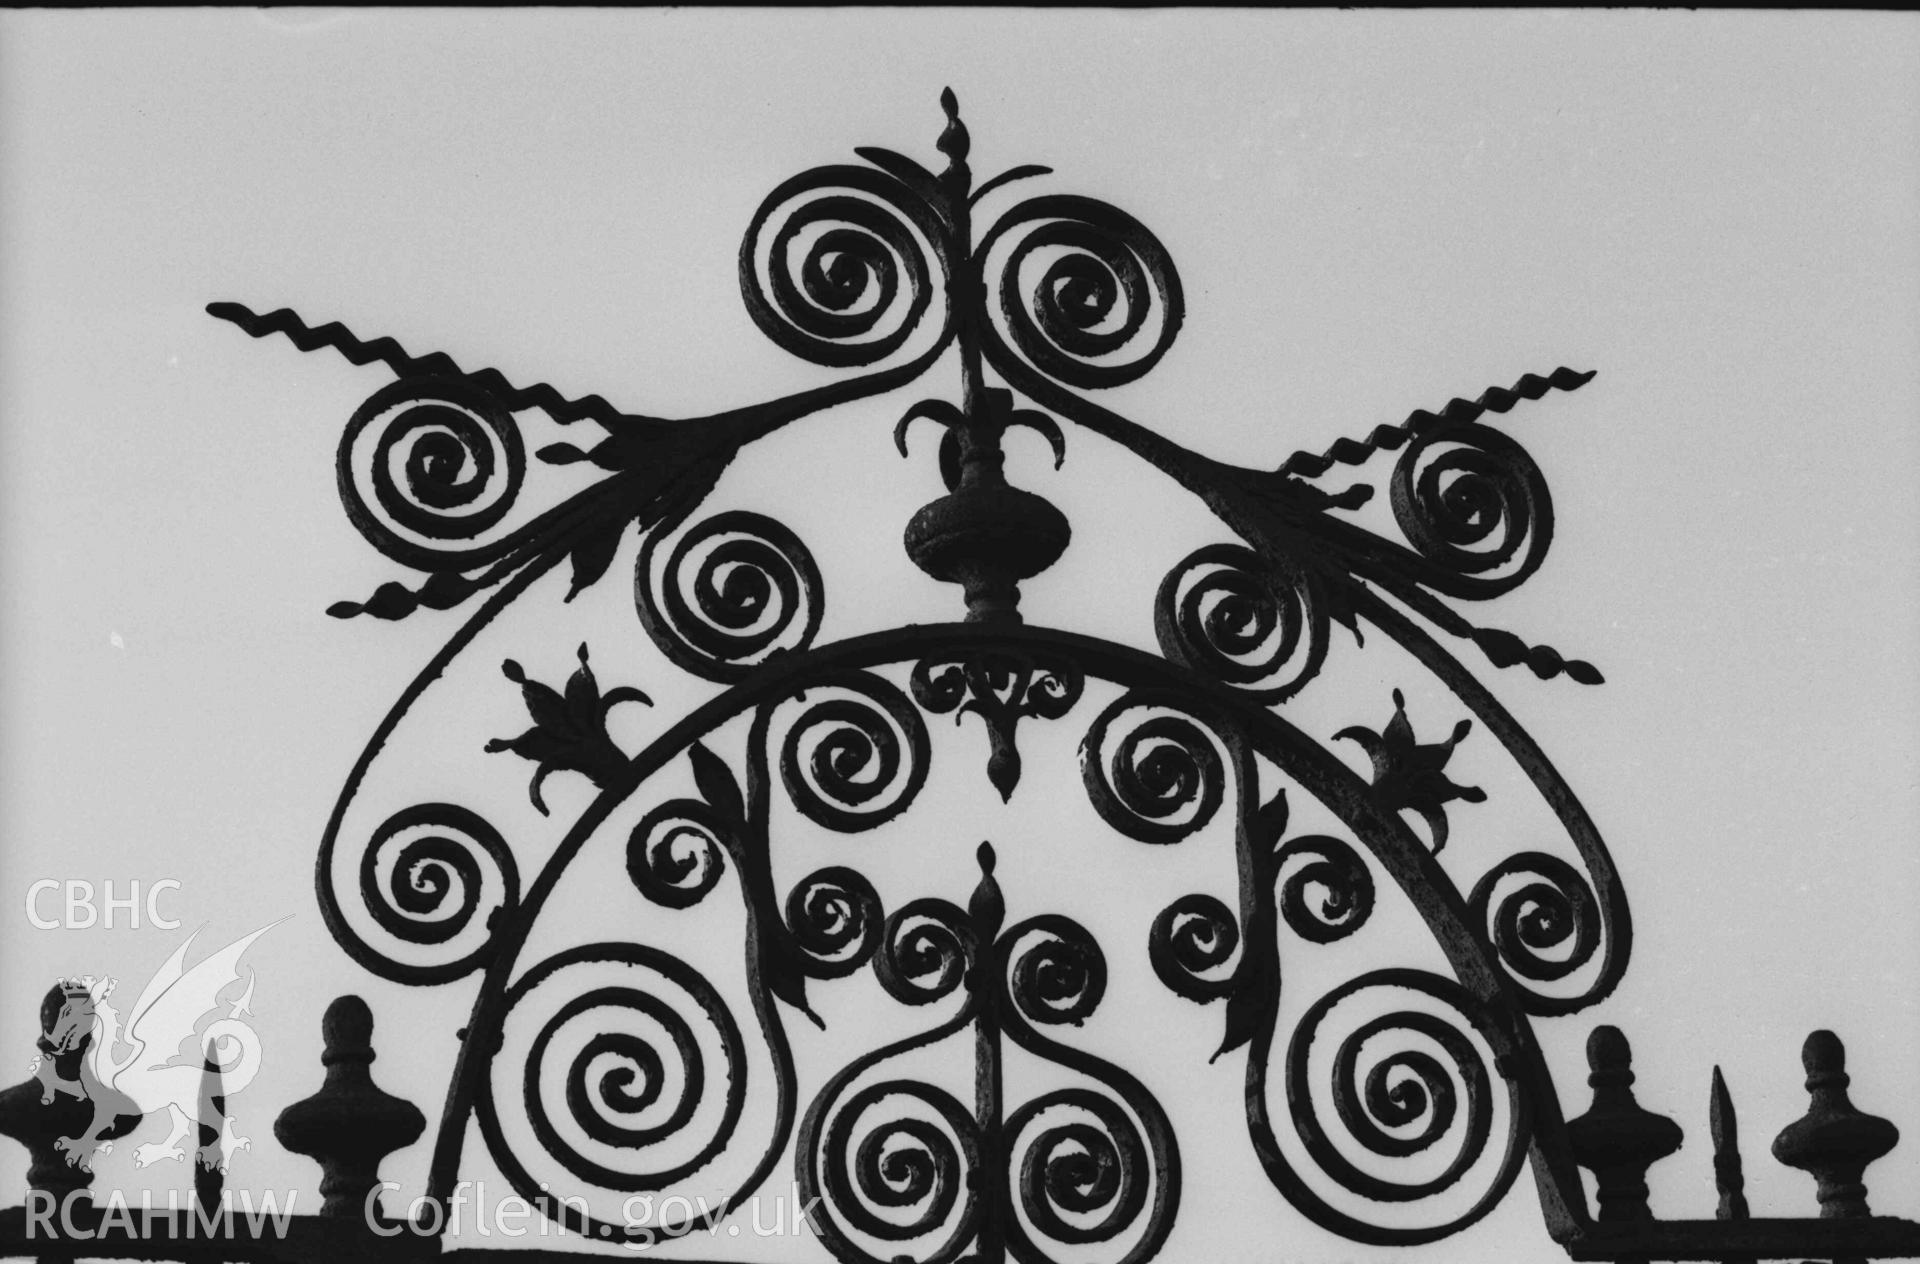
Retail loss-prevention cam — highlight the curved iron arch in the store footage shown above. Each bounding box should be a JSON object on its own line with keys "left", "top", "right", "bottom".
{"left": 405, "top": 622, "right": 1597, "bottom": 1253}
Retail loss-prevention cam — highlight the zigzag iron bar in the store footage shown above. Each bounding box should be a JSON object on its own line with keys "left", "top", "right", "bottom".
{"left": 202, "top": 302, "right": 962, "bottom": 966}
{"left": 1277, "top": 368, "right": 1598, "bottom": 480}
{"left": 984, "top": 343, "right": 1601, "bottom": 678}
{"left": 207, "top": 302, "right": 645, "bottom": 428}
{"left": 206, "top": 301, "right": 955, "bottom": 626}
{"left": 983, "top": 330, "right": 1589, "bottom": 535}
{"left": 206, "top": 300, "right": 958, "bottom": 444}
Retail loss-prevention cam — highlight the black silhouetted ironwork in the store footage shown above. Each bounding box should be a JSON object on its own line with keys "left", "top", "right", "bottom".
{"left": 276, "top": 996, "right": 425, "bottom": 1221}
{"left": 1569, "top": 1027, "right": 1686, "bottom": 1224}
{"left": 3, "top": 89, "right": 1916, "bottom": 1264}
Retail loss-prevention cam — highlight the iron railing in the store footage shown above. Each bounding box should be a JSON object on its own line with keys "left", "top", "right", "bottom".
{"left": 3, "top": 92, "right": 1914, "bottom": 1264}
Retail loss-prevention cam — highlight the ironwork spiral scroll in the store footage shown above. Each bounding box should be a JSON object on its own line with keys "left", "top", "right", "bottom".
{"left": 1275, "top": 835, "right": 1375, "bottom": 945}
{"left": 1155, "top": 544, "right": 1330, "bottom": 702}
{"left": 820, "top": 1079, "right": 983, "bottom": 1251}
{"left": 1007, "top": 1089, "right": 1152, "bottom": 1251}
{"left": 1288, "top": 975, "right": 1496, "bottom": 1202}
{"left": 784, "top": 866, "right": 885, "bottom": 978}
{"left": 625, "top": 800, "right": 731, "bottom": 910}
{"left": 996, "top": 916, "right": 1179, "bottom": 1264}
{"left": 1006, "top": 914, "right": 1108, "bottom": 1027}
{"left": 978, "top": 194, "right": 1183, "bottom": 390}
{"left": 1148, "top": 894, "right": 1240, "bottom": 1003}
{"left": 801, "top": 907, "right": 983, "bottom": 1264}
{"left": 1081, "top": 693, "right": 1226, "bottom": 844}
{"left": 1468, "top": 851, "right": 1603, "bottom": 1014}
{"left": 778, "top": 672, "right": 931, "bottom": 832}
{"left": 476, "top": 944, "right": 752, "bottom": 1244}
{"left": 636, "top": 510, "right": 824, "bottom": 682}
{"left": 1388, "top": 422, "right": 1553, "bottom": 599}
{"left": 342, "top": 803, "right": 520, "bottom": 984}
{"left": 874, "top": 899, "right": 975, "bottom": 1006}
{"left": 1251, "top": 968, "right": 1528, "bottom": 1245}
{"left": 740, "top": 164, "right": 951, "bottom": 368}
{"left": 337, "top": 377, "right": 529, "bottom": 571}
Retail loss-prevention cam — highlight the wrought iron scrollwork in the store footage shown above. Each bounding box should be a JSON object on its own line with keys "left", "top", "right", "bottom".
{"left": 977, "top": 193, "right": 1184, "bottom": 389}
{"left": 815, "top": 1076, "right": 981, "bottom": 1254}
{"left": 1148, "top": 893, "right": 1240, "bottom": 1004}
{"left": 779, "top": 672, "right": 931, "bottom": 832}
{"left": 1081, "top": 693, "right": 1227, "bottom": 845}
{"left": 784, "top": 867, "right": 885, "bottom": 979}
{"left": 474, "top": 943, "right": 751, "bottom": 1243}
{"left": 801, "top": 847, "right": 1178, "bottom": 1264}
{"left": 1274, "top": 834, "right": 1375, "bottom": 945}
{"left": 316, "top": 605, "right": 1613, "bottom": 1255}
{"left": 1140, "top": 726, "right": 1537, "bottom": 1244}
{"left": 874, "top": 897, "right": 974, "bottom": 1007}
{"left": 354, "top": 803, "right": 520, "bottom": 984}
{"left": 1155, "top": 544, "right": 1330, "bottom": 702}
{"left": 1468, "top": 851, "right": 1603, "bottom": 1015}
{"left": 910, "top": 650, "right": 1082, "bottom": 799}
{"left": 338, "top": 377, "right": 528, "bottom": 569}
{"left": 740, "top": 160, "right": 948, "bottom": 368}
{"left": 1389, "top": 417, "right": 1553, "bottom": 598}
{"left": 1262, "top": 968, "right": 1524, "bottom": 1236}
{"left": 228, "top": 91, "right": 1653, "bottom": 1261}
{"left": 635, "top": 511, "right": 824, "bottom": 682}
{"left": 625, "top": 797, "right": 730, "bottom": 910}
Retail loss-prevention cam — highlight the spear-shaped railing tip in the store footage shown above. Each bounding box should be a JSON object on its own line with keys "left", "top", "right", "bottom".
{"left": 1708, "top": 1065, "right": 1750, "bottom": 1224}
{"left": 195, "top": 1042, "right": 225, "bottom": 1218}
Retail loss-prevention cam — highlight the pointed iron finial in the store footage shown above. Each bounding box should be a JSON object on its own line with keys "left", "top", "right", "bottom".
{"left": 936, "top": 87, "right": 970, "bottom": 204}
{"left": 1709, "top": 1066, "right": 1752, "bottom": 1232}
{"left": 938, "top": 88, "right": 968, "bottom": 164}
{"left": 195, "top": 1043, "right": 225, "bottom": 1216}
{"left": 969, "top": 841, "right": 1005, "bottom": 941}
{"left": 1704, "top": 1067, "right": 1757, "bottom": 1264}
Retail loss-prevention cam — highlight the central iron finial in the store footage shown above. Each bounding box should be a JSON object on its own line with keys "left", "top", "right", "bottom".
{"left": 899, "top": 383, "right": 1069, "bottom": 624}
{"left": 900, "top": 91, "right": 1070, "bottom": 623}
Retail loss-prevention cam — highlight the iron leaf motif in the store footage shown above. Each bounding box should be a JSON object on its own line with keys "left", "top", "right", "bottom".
{"left": 1335, "top": 688, "right": 1485, "bottom": 853}
{"left": 485, "top": 643, "right": 652, "bottom": 815}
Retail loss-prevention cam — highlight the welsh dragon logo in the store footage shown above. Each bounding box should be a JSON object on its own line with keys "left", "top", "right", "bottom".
{"left": 29, "top": 924, "right": 276, "bottom": 1173}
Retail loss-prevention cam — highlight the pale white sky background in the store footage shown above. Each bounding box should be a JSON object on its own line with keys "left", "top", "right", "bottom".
{"left": 1, "top": 10, "right": 1917, "bottom": 1264}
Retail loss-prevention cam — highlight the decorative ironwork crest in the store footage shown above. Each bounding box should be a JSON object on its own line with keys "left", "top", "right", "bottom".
{"left": 11, "top": 89, "right": 1872, "bottom": 1264}
{"left": 203, "top": 86, "right": 1628, "bottom": 1260}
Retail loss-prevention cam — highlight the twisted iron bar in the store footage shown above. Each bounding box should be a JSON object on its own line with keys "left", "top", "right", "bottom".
{"left": 1276, "top": 367, "right": 1597, "bottom": 480}
{"left": 207, "top": 301, "right": 646, "bottom": 428}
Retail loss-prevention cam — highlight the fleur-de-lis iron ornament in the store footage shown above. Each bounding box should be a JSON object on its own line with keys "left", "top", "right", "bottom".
{"left": 213, "top": 91, "right": 1636, "bottom": 1258}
